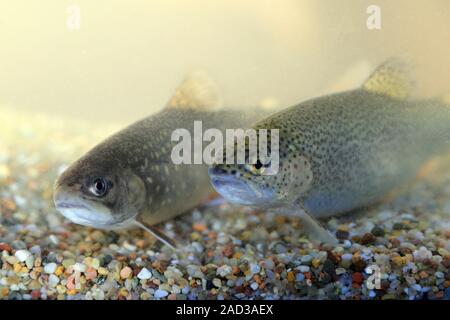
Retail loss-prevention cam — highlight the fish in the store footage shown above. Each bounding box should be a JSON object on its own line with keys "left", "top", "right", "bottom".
{"left": 208, "top": 59, "right": 450, "bottom": 245}
{"left": 53, "top": 71, "right": 274, "bottom": 249}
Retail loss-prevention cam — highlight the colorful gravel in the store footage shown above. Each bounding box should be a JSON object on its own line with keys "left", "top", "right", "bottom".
{"left": 0, "top": 107, "right": 449, "bottom": 300}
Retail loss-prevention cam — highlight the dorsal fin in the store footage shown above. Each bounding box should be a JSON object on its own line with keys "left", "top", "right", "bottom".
{"left": 165, "top": 70, "right": 222, "bottom": 111}
{"left": 362, "top": 58, "right": 415, "bottom": 100}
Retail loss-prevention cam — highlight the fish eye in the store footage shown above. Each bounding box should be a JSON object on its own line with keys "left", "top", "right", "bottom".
{"left": 254, "top": 160, "right": 263, "bottom": 170}
{"left": 245, "top": 159, "right": 269, "bottom": 175}
{"left": 89, "top": 178, "right": 109, "bottom": 197}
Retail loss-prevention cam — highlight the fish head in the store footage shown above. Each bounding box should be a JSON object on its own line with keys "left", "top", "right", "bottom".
{"left": 53, "top": 155, "right": 146, "bottom": 229}
{"left": 209, "top": 126, "right": 313, "bottom": 207}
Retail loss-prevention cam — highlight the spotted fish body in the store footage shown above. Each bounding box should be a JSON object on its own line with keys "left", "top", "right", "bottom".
{"left": 256, "top": 90, "right": 448, "bottom": 217}
{"left": 209, "top": 60, "right": 450, "bottom": 221}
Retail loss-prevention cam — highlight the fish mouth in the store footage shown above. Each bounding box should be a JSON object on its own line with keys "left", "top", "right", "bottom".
{"left": 209, "top": 168, "right": 271, "bottom": 205}
{"left": 54, "top": 202, "right": 89, "bottom": 210}
{"left": 53, "top": 185, "right": 117, "bottom": 229}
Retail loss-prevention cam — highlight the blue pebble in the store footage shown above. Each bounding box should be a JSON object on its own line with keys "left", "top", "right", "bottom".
{"left": 444, "top": 287, "right": 450, "bottom": 300}
{"left": 390, "top": 280, "right": 399, "bottom": 289}
{"left": 389, "top": 273, "right": 397, "bottom": 281}
{"left": 181, "top": 286, "right": 190, "bottom": 294}
{"left": 250, "top": 263, "right": 260, "bottom": 274}
{"left": 341, "top": 253, "right": 353, "bottom": 260}
{"left": 296, "top": 273, "right": 305, "bottom": 282}
{"left": 339, "top": 274, "right": 352, "bottom": 286}
{"left": 187, "top": 293, "right": 197, "bottom": 300}
{"left": 235, "top": 278, "right": 245, "bottom": 286}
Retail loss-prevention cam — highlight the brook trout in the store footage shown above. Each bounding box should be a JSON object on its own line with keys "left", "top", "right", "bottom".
{"left": 53, "top": 72, "right": 272, "bottom": 248}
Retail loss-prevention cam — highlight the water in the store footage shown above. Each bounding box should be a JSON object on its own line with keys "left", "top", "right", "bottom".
{"left": 0, "top": 0, "right": 449, "bottom": 301}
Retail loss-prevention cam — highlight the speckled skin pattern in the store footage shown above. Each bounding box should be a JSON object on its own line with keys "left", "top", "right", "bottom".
{"left": 211, "top": 89, "right": 450, "bottom": 218}
{"left": 56, "top": 108, "right": 269, "bottom": 225}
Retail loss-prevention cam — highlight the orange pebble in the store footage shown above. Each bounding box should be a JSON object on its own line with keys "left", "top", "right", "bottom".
{"left": 287, "top": 272, "right": 295, "bottom": 282}
{"left": 85, "top": 267, "right": 97, "bottom": 280}
{"left": 193, "top": 223, "right": 207, "bottom": 232}
{"left": 66, "top": 275, "right": 76, "bottom": 290}
{"left": 232, "top": 266, "right": 240, "bottom": 275}
{"left": 253, "top": 274, "right": 261, "bottom": 284}
{"left": 67, "top": 289, "right": 77, "bottom": 295}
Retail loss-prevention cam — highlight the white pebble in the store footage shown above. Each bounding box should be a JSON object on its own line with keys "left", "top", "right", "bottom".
{"left": 413, "top": 246, "right": 432, "bottom": 262}
{"left": 137, "top": 268, "right": 152, "bottom": 280}
{"left": 336, "top": 268, "right": 347, "bottom": 275}
{"left": 25, "top": 256, "right": 35, "bottom": 269}
{"left": 92, "top": 288, "right": 105, "bottom": 300}
{"left": 298, "top": 266, "right": 310, "bottom": 272}
{"left": 250, "top": 282, "right": 259, "bottom": 291}
{"left": 407, "top": 230, "right": 424, "bottom": 241}
{"left": 154, "top": 289, "right": 168, "bottom": 299}
{"left": 6, "top": 256, "right": 18, "bottom": 265}
{"left": 217, "top": 265, "right": 233, "bottom": 277}
{"left": 91, "top": 258, "right": 100, "bottom": 270}
{"left": 123, "top": 242, "right": 137, "bottom": 251}
{"left": 44, "top": 262, "right": 57, "bottom": 274}
{"left": 48, "top": 274, "right": 59, "bottom": 287}
{"left": 48, "top": 235, "right": 59, "bottom": 245}
{"left": 14, "top": 250, "right": 31, "bottom": 262}
{"left": 212, "top": 278, "right": 222, "bottom": 288}
{"left": 73, "top": 263, "right": 87, "bottom": 272}
{"left": 172, "top": 285, "right": 181, "bottom": 294}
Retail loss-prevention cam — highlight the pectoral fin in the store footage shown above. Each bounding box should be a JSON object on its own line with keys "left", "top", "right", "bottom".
{"left": 278, "top": 205, "right": 338, "bottom": 245}
{"left": 133, "top": 219, "right": 179, "bottom": 250}
{"left": 298, "top": 210, "right": 338, "bottom": 245}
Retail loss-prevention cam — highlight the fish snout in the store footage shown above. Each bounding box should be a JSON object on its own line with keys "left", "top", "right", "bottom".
{"left": 53, "top": 183, "right": 88, "bottom": 213}
{"left": 53, "top": 182, "right": 116, "bottom": 228}
{"left": 53, "top": 178, "right": 81, "bottom": 206}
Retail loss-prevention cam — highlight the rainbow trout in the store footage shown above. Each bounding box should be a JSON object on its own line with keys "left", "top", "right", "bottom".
{"left": 209, "top": 60, "right": 450, "bottom": 244}
{"left": 53, "top": 73, "right": 272, "bottom": 248}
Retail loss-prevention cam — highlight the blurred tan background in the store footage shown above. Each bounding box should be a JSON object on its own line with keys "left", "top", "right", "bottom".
{"left": 0, "top": 0, "right": 449, "bottom": 124}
